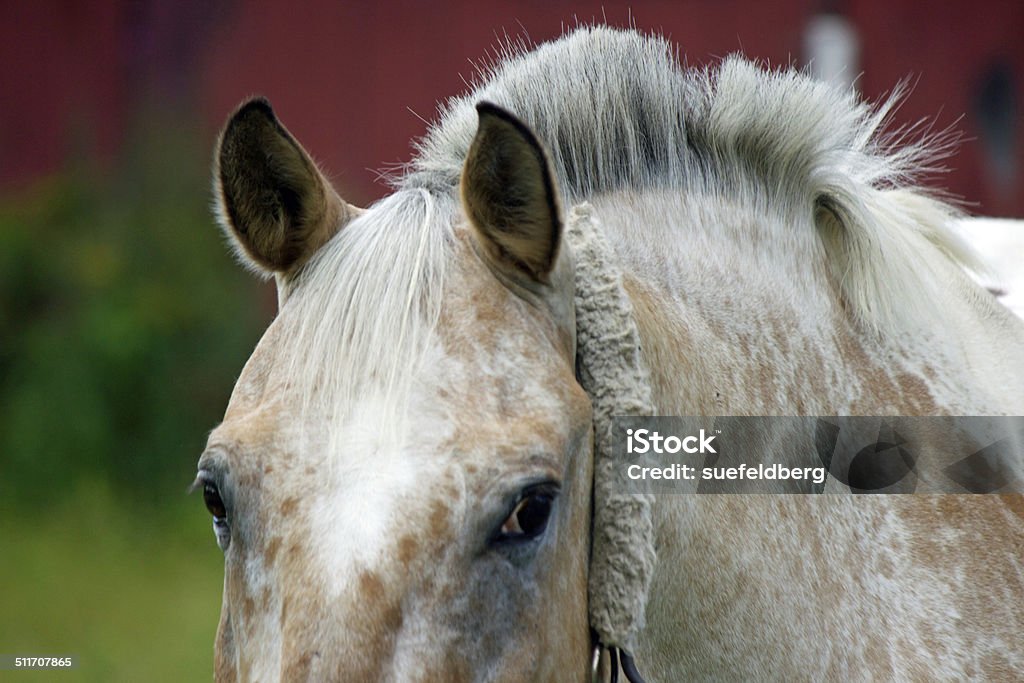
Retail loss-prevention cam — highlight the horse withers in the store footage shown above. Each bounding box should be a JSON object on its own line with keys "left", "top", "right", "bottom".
{"left": 198, "top": 27, "right": 1024, "bottom": 681}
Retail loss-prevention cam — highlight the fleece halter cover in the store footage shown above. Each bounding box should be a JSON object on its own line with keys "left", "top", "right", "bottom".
{"left": 566, "top": 204, "right": 657, "bottom": 654}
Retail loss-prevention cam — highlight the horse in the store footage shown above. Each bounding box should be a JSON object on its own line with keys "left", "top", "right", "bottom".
{"left": 198, "top": 26, "right": 1024, "bottom": 681}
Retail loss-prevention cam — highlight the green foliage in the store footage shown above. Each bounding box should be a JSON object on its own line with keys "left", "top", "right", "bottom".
{"left": 0, "top": 118, "right": 270, "bottom": 507}
{"left": 0, "top": 114, "right": 268, "bottom": 680}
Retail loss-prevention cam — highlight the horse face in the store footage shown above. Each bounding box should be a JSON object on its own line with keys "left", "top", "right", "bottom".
{"left": 200, "top": 99, "right": 594, "bottom": 681}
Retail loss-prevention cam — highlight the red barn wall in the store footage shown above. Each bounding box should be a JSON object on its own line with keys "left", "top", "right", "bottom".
{"left": 3, "top": 1, "right": 1022, "bottom": 216}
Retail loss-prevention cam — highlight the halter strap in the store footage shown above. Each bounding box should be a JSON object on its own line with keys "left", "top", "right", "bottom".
{"left": 591, "top": 642, "right": 648, "bottom": 683}
{"left": 568, "top": 203, "right": 656, "bottom": 680}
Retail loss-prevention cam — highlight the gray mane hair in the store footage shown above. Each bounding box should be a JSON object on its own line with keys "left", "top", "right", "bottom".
{"left": 402, "top": 25, "right": 938, "bottom": 205}
{"left": 401, "top": 25, "right": 985, "bottom": 331}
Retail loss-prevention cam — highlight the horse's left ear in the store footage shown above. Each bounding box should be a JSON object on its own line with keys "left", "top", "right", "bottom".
{"left": 214, "top": 97, "right": 361, "bottom": 278}
{"left": 461, "top": 102, "right": 563, "bottom": 283}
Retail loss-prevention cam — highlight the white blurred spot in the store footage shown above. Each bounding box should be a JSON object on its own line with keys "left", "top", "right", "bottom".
{"left": 804, "top": 12, "right": 861, "bottom": 93}
{"left": 956, "top": 218, "right": 1024, "bottom": 320}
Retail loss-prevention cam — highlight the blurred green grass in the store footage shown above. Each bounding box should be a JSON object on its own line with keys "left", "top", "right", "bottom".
{"left": 0, "top": 114, "right": 267, "bottom": 681}
{"left": 0, "top": 482, "right": 224, "bottom": 681}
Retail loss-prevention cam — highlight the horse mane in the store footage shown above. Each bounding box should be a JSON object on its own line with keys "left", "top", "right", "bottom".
{"left": 279, "top": 25, "right": 989, "bottom": 422}
{"left": 402, "top": 25, "right": 986, "bottom": 330}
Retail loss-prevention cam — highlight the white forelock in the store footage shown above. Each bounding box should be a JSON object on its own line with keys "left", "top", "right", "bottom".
{"left": 275, "top": 189, "right": 452, "bottom": 438}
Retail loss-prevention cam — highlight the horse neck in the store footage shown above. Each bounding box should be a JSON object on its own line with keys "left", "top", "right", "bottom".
{"left": 587, "top": 192, "right": 1024, "bottom": 417}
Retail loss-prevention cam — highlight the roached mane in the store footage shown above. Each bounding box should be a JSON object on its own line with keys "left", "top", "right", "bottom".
{"left": 278, "top": 25, "right": 984, "bottom": 430}
{"left": 403, "top": 25, "right": 983, "bottom": 329}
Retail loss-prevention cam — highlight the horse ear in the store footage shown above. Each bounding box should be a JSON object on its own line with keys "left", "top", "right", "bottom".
{"left": 461, "top": 102, "right": 563, "bottom": 283}
{"left": 214, "top": 97, "right": 359, "bottom": 277}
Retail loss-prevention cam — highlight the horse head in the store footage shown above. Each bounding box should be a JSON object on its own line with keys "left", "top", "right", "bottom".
{"left": 200, "top": 97, "right": 598, "bottom": 681}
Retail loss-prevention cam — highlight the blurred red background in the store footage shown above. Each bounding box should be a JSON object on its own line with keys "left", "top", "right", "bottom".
{"left": 3, "top": 0, "right": 1022, "bottom": 215}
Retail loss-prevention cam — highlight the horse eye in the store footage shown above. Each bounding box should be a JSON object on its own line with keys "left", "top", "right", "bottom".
{"left": 498, "top": 489, "right": 555, "bottom": 542}
{"left": 203, "top": 482, "right": 227, "bottom": 519}
{"left": 198, "top": 479, "right": 231, "bottom": 551}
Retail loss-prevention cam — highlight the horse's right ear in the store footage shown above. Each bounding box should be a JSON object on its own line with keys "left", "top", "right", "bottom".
{"left": 214, "top": 97, "right": 360, "bottom": 277}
